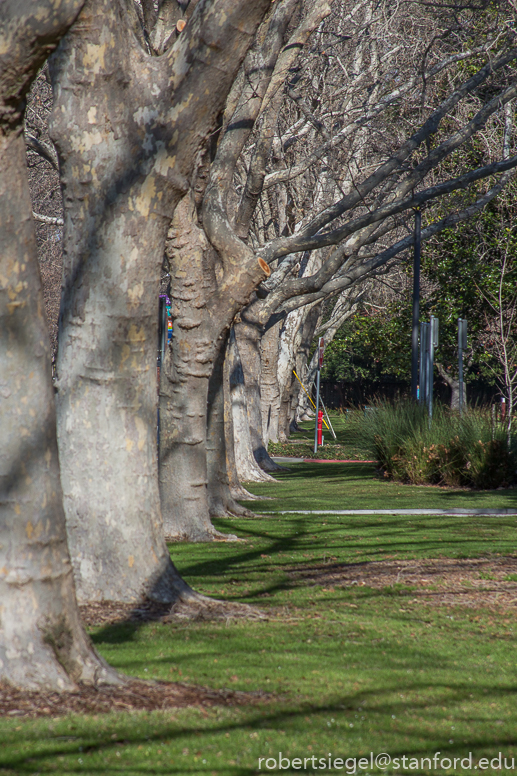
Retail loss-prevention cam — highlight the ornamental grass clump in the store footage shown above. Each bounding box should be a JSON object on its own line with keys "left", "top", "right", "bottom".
{"left": 364, "top": 402, "right": 516, "bottom": 489}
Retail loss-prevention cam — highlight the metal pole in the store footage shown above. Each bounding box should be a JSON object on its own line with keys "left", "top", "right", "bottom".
{"left": 320, "top": 397, "right": 337, "bottom": 440}
{"left": 159, "top": 297, "right": 167, "bottom": 366}
{"left": 313, "top": 367, "right": 321, "bottom": 454}
{"left": 420, "top": 322, "right": 428, "bottom": 405}
{"left": 458, "top": 318, "right": 467, "bottom": 415}
{"left": 458, "top": 320, "right": 464, "bottom": 416}
{"left": 428, "top": 316, "right": 438, "bottom": 422}
{"left": 411, "top": 209, "right": 422, "bottom": 399}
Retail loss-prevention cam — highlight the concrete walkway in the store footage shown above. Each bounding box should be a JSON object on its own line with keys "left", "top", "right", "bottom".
{"left": 272, "top": 456, "right": 376, "bottom": 463}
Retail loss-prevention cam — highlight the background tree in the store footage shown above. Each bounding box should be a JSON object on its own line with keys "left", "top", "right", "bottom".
{"left": 228, "top": 0, "right": 517, "bottom": 463}
{"left": 322, "top": 174, "right": 517, "bottom": 411}
{"left": 158, "top": 0, "right": 332, "bottom": 538}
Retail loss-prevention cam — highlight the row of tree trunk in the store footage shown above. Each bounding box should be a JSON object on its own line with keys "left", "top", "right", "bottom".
{"left": 1, "top": 0, "right": 277, "bottom": 691}
{"left": 3, "top": 0, "right": 517, "bottom": 692}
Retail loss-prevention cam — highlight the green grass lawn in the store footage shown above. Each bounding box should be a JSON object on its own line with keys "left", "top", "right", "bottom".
{"left": 246, "top": 461, "right": 517, "bottom": 513}
{"left": 2, "top": 465, "right": 517, "bottom": 775}
{"left": 268, "top": 411, "right": 372, "bottom": 461}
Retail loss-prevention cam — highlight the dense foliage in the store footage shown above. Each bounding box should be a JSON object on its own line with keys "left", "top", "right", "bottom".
{"left": 365, "top": 402, "right": 517, "bottom": 489}
{"left": 321, "top": 183, "right": 517, "bottom": 401}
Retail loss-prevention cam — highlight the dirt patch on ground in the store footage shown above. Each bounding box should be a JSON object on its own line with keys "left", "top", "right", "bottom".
{"left": 79, "top": 598, "right": 266, "bottom": 628}
{"left": 289, "top": 555, "right": 517, "bottom": 612}
{"left": 79, "top": 600, "right": 173, "bottom": 627}
{"left": 0, "top": 679, "right": 269, "bottom": 719}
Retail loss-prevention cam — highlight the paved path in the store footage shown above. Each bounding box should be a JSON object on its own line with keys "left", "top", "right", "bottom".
{"left": 262, "top": 508, "right": 517, "bottom": 516}
{"left": 272, "top": 456, "right": 375, "bottom": 464}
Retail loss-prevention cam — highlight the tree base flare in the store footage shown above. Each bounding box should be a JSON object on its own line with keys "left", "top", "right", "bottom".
{"left": 79, "top": 596, "right": 266, "bottom": 628}
{"left": 230, "top": 483, "right": 262, "bottom": 500}
{"left": 209, "top": 495, "right": 256, "bottom": 518}
{"left": 164, "top": 598, "right": 267, "bottom": 622}
{"left": 165, "top": 528, "right": 239, "bottom": 543}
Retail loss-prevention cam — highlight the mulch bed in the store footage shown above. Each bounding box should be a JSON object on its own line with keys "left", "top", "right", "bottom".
{"left": 289, "top": 555, "right": 517, "bottom": 612}
{"left": 0, "top": 680, "right": 268, "bottom": 719}
{"left": 78, "top": 598, "right": 266, "bottom": 627}
{"left": 79, "top": 600, "right": 172, "bottom": 628}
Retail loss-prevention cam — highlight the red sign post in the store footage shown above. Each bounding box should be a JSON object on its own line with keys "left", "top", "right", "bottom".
{"left": 318, "top": 337, "right": 325, "bottom": 368}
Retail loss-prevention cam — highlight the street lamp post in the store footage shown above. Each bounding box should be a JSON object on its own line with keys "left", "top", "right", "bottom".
{"left": 411, "top": 208, "right": 422, "bottom": 400}
{"left": 458, "top": 318, "right": 467, "bottom": 415}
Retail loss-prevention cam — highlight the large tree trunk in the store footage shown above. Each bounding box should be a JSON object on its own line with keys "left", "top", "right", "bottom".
{"left": 160, "top": 193, "right": 270, "bottom": 538}
{"left": 0, "top": 0, "right": 118, "bottom": 689}
{"left": 159, "top": 194, "right": 221, "bottom": 541}
{"left": 160, "top": 205, "right": 249, "bottom": 537}
{"left": 49, "top": 0, "right": 272, "bottom": 592}
{"left": 228, "top": 329, "right": 276, "bottom": 483}
{"left": 207, "top": 332, "right": 253, "bottom": 519}
{"left": 223, "top": 334, "right": 262, "bottom": 499}
{"left": 235, "top": 316, "right": 283, "bottom": 472}
{"left": 294, "top": 303, "right": 321, "bottom": 422}
{"left": 260, "top": 319, "right": 282, "bottom": 445}
{"left": 50, "top": 0, "right": 182, "bottom": 600}
{"left": 437, "top": 363, "right": 466, "bottom": 410}
{"left": 276, "top": 306, "right": 309, "bottom": 441}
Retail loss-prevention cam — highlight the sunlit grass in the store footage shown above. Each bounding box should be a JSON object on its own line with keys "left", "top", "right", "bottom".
{"left": 2, "top": 465, "right": 517, "bottom": 775}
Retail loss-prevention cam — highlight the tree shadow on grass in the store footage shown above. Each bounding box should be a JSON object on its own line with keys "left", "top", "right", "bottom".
{"left": 2, "top": 680, "right": 517, "bottom": 774}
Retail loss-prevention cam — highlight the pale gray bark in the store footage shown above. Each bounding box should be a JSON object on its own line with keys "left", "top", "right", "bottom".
{"left": 0, "top": 0, "right": 119, "bottom": 689}
{"left": 294, "top": 305, "right": 321, "bottom": 422}
{"left": 437, "top": 363, "right": 466, "bottom": 411}
{"left": 224, "top": 332, "right": 263, "bottom": 498}
{"left": 50, "top": 0, "right": 272, "bottom": 589}
{"left": 159, "top": 193, "right": 221, "bottom": 541}
{"left": 235, "top": 317, "right": 283, "bottom": 472}
{"left": 228, "top": 330, "right": 275, "bottom": 483}
{"left": 207, "top": 333, "right": 252, "bottom": 519}
{"left": 260, "top": 319, "right": 282, "bottom": 445}
{"left": 159, "top": 0, "right": 305, "bottom": 527}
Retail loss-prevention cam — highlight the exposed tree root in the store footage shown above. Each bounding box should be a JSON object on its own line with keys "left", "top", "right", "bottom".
{"left": 255, "top": 447, "right": 289, "bottom": 473}
{"left": 164, "top": 528, "right": 239, "bottom": 543}
{"left": 210, "top": 495, "right": 256, "bottom": 519}
{"left": 230, "top": 482, "right": 263, "bottom": 500}
{"left": 164, "top": 598, "right": 267, "bottom": 622}
{"left": 240, "top": 466, "right": 277, "bottom": 483}
{"left": 80, "top": 595, "right": 266, "bottom": 627}
{"left": 211, "top": 528, "right": 240, "bottom": 541}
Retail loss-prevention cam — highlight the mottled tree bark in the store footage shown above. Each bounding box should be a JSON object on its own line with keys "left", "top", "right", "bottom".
{"left": 159, "top": 194, "right": 224, "bottom": 540}
{"left": 49, "top": 0, "right": 271, "bottom": 592}
{"left": 294, "top": 303, "right": 321, "bottom": 422}
{"left": 0, "top": 0, "right": 118, "bottom": 689}
{"left": 437, "top": 363, "right": 466, "bottom": 411}
{"left": 276, "top": 306, "right": 308, "bottom": 441}
{"left": 228, "top": 329, "right": 275, "bottom": 483}
{"left": 260, "top": 319, "right": 282, "bottom": 445}
{"left": 159, "top": 185, "right": 270, "bottom": 539}
{"left": 207, "top": 333, "right": 252, "bottom": 519}
{"left": 224, "top": 333, "right": 262, "bottom": 498}
{"left": 235, "top": 315, "right": 283, "bottom": 472}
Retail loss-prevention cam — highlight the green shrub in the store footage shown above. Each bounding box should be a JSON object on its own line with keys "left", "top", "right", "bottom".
{"left": 364, "top": 402, "right": 517, "bottom": 489}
